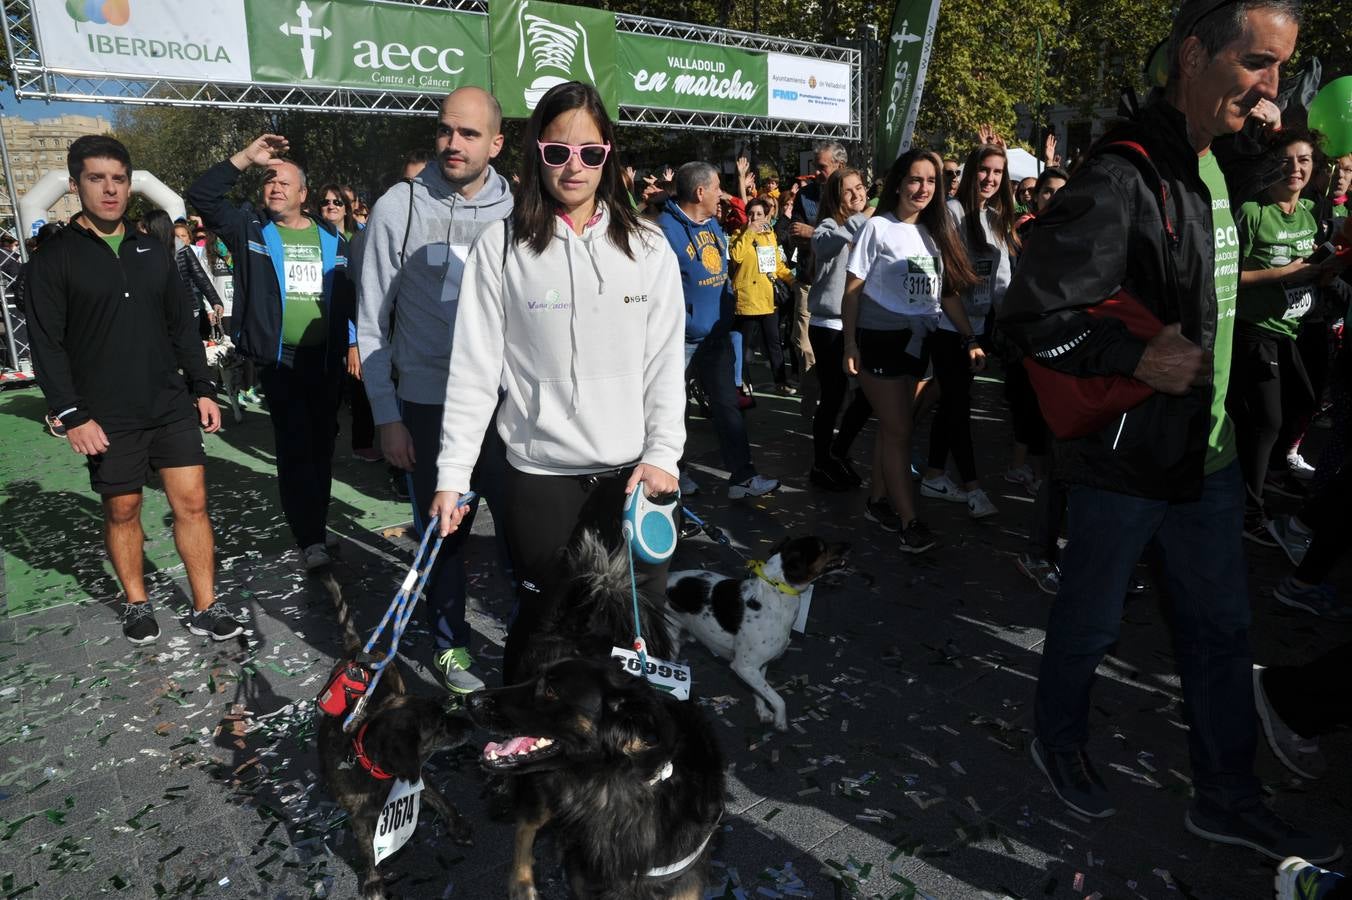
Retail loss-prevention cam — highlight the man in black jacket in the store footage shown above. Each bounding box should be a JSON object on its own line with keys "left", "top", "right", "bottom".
{"left": 188, "top": 135, "right": 356, "bottom": 572}
{"left": 1000, "top": 0, "right": 1340, "bottom": 865}
{"left": 27, "top": 135, "right": 242, "bottom": 645}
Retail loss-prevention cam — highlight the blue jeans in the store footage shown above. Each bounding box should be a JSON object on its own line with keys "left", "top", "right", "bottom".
{"left": 1034, "top": 461, "right": 1260, "bottom": 812}
{"left": 401, "top": 400, "right": 511, "bottom": 652}
{"left": 685, "top": 330, "right": 756, "bottom": 484}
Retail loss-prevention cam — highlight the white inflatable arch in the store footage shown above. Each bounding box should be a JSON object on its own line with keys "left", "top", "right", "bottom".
{"left": 19, "top": 169, "right": 186, "bottom": 237}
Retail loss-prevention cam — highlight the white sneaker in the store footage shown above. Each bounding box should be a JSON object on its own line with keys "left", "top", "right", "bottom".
{"left": 920, "top": 474, "right": 968, "bottom": 503}
{"left": 728, "top": 474, "right": 780, "bottom": 499}
{"left": 302, "top": 543, "right": 332, "bottom": 572}
{"left": 1286, "top": 453, "right": 1316, "bottom": 481}
{"left": 967, "top": 488, "right": 999, "bottom": 519}
{"left": 678, "top": 471, "right": 700, "bottom": 496}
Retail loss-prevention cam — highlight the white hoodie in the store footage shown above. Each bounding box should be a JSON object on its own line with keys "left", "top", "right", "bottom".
{"left": 436, "top": 208, "right": 686, "bottom": 493}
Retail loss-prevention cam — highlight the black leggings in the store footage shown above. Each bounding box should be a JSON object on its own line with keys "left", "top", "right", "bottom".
{"left": 499, "top": 465, "right": 670, "bottom": 683}
{"left": 809, "top": 325, "right": 872, "bottom": 467}
{"left": 737, "top": 313, "right": 787, "bottom": 385}
{"left": 1230, "top": 324, "right": 1313, "bottom": 511}
{"left": 927, "top": 330, "right": 978, "bottom": 483}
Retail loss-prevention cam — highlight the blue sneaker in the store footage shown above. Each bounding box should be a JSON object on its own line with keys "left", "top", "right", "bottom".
{"left": 1274, "top": 577, "right": 1352, "bottom": 621}
{"left": 1276, "top": 857, "right": 1345, "bottom": 899}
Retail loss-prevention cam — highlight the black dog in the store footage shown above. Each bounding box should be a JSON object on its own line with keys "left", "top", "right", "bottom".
{"left": 469, "top": 657, "right": 725, "bottom": 900}
{"left": 505, "top": 529, "right": 678, "bottom": 685}
{"left": 314, "top": 574, "right": 475, "bottom": 900}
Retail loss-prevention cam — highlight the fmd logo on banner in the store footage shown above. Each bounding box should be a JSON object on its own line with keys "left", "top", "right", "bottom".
{"left": 35, "top": 0, "right": 251, "bottom": 80}
{"left": 490, "top": 0, "right": 618, "bottom": 120}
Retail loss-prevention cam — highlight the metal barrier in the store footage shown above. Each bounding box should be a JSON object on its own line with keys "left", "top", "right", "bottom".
{"left": 0, "top": 228, "right": 33, "bottom": 386}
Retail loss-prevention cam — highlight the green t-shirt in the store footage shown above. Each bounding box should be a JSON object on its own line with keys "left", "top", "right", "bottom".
{"left": 101, "top": 233, "right": 124, "bottom": 255}
{"left": 1199, "top": 151, "right": 1238, "bottom": 475}
{"left": 1235, "top": 197, "right": 1318, "bottom": 339}
{"left": 1334, "top": 202, "right": 1348, "bottom": 220}
{"left": 278, "top": 224, "right": 326, "bottom": 348}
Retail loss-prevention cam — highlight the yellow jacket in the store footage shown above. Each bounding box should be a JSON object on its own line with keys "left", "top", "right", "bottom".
{"left": 730, "top": 227, "right": 794, "bottom": 316}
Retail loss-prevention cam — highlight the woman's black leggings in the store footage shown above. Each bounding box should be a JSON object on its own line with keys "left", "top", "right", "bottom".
{"left": 737, "top": 313, "right": 787, "bottom": 385}
{"left": 809, "top": 325, "right": 872, "bottom": 467}
{"left": 927, "top": 330, "right": 978, "bottom": 483}
{"left": 499, "top": 464, "right": 670, "bottom": 683}
{"left": 1230, "top": 324, "right": 1313, "bottom": 512}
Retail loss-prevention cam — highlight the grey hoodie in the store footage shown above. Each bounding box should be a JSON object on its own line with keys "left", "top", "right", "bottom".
{"left": 807, "top": 212, "right": 870, "bottom": 320}
{"left": 355, "top": 163, "right": 513, "bottom": 424}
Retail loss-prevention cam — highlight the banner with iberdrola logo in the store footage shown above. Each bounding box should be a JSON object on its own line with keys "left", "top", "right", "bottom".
{"left": 32, "top": 0, "right": 253, "bottom": 82}
{"left": 26, "top": 0, "right": 852, "bottom": 129}
{"left": 245, "top": 0, "right": 490, "bottom": 95}
{"left": 618, "top": 35, "right": 768, "bottom": 117}
{"left": 488, "top": 0, "right": 618, "bottom": 120}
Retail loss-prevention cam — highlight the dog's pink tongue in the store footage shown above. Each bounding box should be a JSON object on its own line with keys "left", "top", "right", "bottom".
{"left": 483, "top": 736, "right": 538, "bottom": 759}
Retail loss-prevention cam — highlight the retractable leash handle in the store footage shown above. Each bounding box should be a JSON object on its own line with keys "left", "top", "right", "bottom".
{"left": 342, "top": 494, "right": 475, "bottom": 732}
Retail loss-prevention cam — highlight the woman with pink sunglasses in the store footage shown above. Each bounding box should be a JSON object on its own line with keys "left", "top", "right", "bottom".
{"left": 428, "top": 81, "right": 686, "bottom": 679}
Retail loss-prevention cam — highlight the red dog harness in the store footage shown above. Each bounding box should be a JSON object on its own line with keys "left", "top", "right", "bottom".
{"left": 352, "top": 722, "right": 394, "bottom": 780}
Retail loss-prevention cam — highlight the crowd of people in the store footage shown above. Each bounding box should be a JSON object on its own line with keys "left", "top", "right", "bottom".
{"left": 13, "top": 0, "right": 1352, "bottom": 893}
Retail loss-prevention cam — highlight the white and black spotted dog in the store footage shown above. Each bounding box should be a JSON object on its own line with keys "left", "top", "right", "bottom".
{"left": 664, "top": 536, "right": 850, "bottom": 731}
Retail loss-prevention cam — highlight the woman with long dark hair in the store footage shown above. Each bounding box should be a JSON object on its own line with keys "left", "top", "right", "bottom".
{"left": 843, "top": 148, "right": 981, "bottom": 553}
{"left": 920, "top": 143, "right": 1018, "bottom": 519}
{"left": 142, "top": 208, "right": 220, "bottom": 339}
{"left": 807, "top": 166, "right": 873, "bottom": 490}
{"left": 428, "top": 81, "right": 685, "bottom": 676}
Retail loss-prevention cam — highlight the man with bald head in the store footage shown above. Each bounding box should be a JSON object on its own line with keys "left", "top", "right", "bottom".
{"left": 354, "top": 86, "right": 512, "bottom": 693}
{"left": 188, "top": 134, "right": 357, "bottom": 572}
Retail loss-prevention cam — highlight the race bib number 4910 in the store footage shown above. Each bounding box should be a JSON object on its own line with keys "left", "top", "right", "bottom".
{"left": 372, "top": 778, "right": 422, "bottom": 865}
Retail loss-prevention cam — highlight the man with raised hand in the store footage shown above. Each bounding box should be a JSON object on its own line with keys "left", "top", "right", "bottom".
{"left": 28, "top": 135, "right": 241, "bottom": 644}
{"left": 355, "top": 87, "right": 513, "bottom": 694}
{"left": 188, "top": 134, "right": 356, "bottom": 573}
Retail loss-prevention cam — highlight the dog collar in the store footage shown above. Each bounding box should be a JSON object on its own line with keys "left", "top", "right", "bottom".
{"left": 747, "top": 559, "right": 800, "bottom": 596}
{"left": 352, "top": 722, "right": 394, "bottom": 781}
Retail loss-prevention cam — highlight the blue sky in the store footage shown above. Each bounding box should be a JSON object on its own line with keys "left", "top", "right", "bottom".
{"left": 0, "top": 86, "right": 114, "bottom": 123}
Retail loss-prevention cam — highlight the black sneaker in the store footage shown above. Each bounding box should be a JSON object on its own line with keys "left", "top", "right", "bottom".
{"left": 899, "top": 520, "right": 938, "bottom": 554}
{"left": 809, "top": 464, "right": 852, "bottom": 491}
{"left": 1185, "top": 800, "right": 1343, "bottom": 864}
{"left": 120, "top": 601, "right": 160, "bottom": 646}
{"left": 390, "top": 472, "right": 411, "bottom": 503}
{"left": 1243, "top": 516, "right": 1280, "bottom": 548}
{"left": 187, "top": 604, "right": 245, "bottom": 641}
{"left": 1030, "top": 737, "right": 1116, "bottom": 818}
{"left": 830, "top": 456, "right": 863, "bottom": 487}
{"left": 864, "top": 497, "right": 902, "bottom": 533}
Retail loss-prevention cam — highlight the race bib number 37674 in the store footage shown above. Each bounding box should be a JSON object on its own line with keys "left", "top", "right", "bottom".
{"left": 372, "top": 778, "right": 422, "bottom": 865}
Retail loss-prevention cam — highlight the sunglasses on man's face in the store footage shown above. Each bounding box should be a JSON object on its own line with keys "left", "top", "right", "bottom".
{"left": 537, "top": 141, "right": 611, "bottom": 169}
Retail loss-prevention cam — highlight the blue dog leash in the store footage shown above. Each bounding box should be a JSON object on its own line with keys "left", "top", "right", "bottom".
{"left": 342, "top": 493, "right": 475, "bottom": 732}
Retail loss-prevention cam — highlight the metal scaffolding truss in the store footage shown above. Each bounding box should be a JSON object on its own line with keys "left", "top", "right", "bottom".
{"left": 2, "top": 0, "right": 860, "bottom": 139}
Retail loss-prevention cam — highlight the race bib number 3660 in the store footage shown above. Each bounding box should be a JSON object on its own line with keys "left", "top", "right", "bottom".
{"left": 372, "top": 778, "right": 422, "bottom": 864}
{"left": 610, "top": 647, "right": 692, "bottom": 700}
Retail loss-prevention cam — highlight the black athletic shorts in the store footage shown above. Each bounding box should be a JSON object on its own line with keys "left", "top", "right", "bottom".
{"left": 87, "top": 416, "right": 206, "bottom": 495}
{"left": 856, "top": 327, "right": 930, "bottom": 379}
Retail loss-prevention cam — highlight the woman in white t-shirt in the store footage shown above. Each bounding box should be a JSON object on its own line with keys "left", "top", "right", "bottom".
{"left": 920, "top": 144, "right": 1017, "bottom": 519}
{"left": 843, "top": 148, "right": 983, "bottom": 554}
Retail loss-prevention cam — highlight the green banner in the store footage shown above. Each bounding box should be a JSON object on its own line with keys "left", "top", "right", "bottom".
{"left": 489, "top": 0, "right": 618, "bottom": 120}
{"left": 876, "top": 0, "right": 941, "bottom": 168}
{"left": 245, "top": 0, "right": 490, "bottom": 94}
{"left": 618, "top": 35, "right": 768, "bottom": 117}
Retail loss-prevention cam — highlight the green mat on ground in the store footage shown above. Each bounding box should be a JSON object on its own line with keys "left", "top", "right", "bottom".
{"left": 0, "top": 387, "right": 410, "bottom": 617}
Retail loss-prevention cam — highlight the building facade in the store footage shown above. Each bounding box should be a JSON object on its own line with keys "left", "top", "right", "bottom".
{"left": 0, "top": 114, "right": 113, "bottom": 232}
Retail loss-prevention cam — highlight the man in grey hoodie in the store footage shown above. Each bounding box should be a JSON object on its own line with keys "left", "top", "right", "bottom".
{"left": 355, "top": 86, "right": 513, "bottom": 694}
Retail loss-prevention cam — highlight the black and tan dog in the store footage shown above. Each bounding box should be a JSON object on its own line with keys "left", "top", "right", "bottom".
{"left": 469, "top": 530, "right": 725, "bottom": 899}
{"left": 469, "top": 657, "right": 725, "bottom": 900}
{"left": 314, "top": 574, "right": 475, "bottom": 900}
